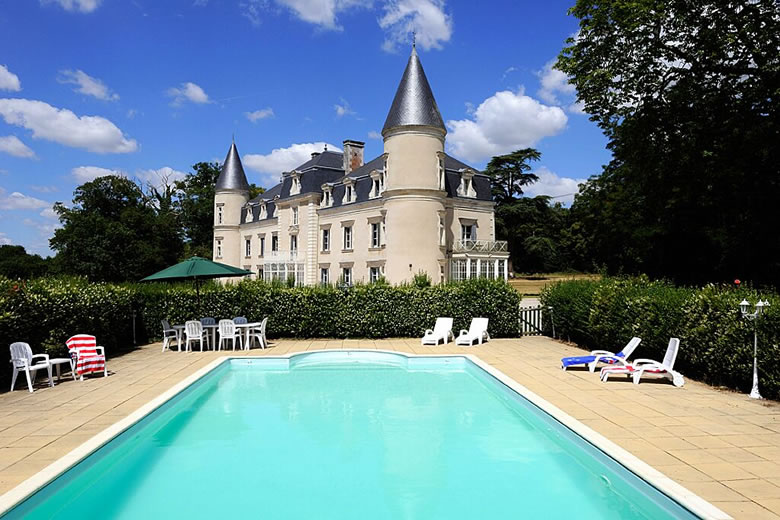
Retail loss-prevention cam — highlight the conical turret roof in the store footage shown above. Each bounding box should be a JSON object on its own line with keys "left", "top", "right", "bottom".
{"left": 215, "top": 140, "right": 249, "bottom": 191}
{"left": 382, "top": 46, "right": 445, "bottom": 134}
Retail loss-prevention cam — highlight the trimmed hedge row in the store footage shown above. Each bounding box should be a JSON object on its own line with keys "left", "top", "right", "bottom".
{"left": 0, "top": 276, "right": 521, "bottom": 388}
{"left": 540, "top": 277, "right": 780, "bottom": 400}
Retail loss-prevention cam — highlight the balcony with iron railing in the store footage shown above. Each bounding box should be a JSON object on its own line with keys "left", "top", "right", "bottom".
{"left": 263, "top": 250, "right": 304, "bottom": 263}
{"left": 452, "top": 239, "right": 509, "bottom": 254}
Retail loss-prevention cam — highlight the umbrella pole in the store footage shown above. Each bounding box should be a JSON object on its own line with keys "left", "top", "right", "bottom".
{"left": 195, "top": 278, "right": 202, "bottom": 315}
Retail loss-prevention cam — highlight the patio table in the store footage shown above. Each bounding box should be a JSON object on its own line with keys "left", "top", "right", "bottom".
{"left": 173, "top": 325, "right": 185, "bottom": 351}
{"left": 235, "top": 322, "right": 262, "bottom": 350}
{"left": 202, "top": 324, "right": 220, "bottom": 350}
{"left": 49, "top": 357, "right": 74, "bottom": 383}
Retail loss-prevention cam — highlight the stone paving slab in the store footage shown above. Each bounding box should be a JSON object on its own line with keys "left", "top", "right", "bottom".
{"left": 1, "top": 336, "right": 779, "bottom": 519}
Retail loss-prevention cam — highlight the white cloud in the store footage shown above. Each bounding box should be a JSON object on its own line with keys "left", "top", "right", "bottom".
{"left": 23, "top": 217, "right": 58, "bottom": 236}
{"left": 246, "top": 108, "right": 274, "bottom": 122}
{"left": 367, "top": 130, "right": 381, "bottom": 139}
{"left": 244, "top": 142, "right": 340, "bottom": 184}
{"left": 0, "top": 187, "right": 50, "bottom": 210}
{"left": 42, "top": 0, "right": 102, "bottom": 13}
{"left": 0, "top": 232, "right": 11, "bottom": 245}
{"left": 333, "top": 98, "right": 355, "bottom": 118}
{"left": 58, "top": 69, "right": 119, "bottom": 101}
{"left": 536, "top": 60, "right": 575, "bottom": 105}
{"left": 275, "top": 0, "right": 370, "bottom": 30}
{"left": 240, "top": 0, "right": 266, "bottom": 26}
{"left": 522, "top": 166, "right": 585, "bottom": 206}
{"left": 379, "top": 0, "right": 452, "bottom": 52}
{"left": 126, "top": 109, "right": 138, "bottom": 119}
{"left": 502, "top": 66, "right": 518, "bottom": 81}
{"left": 135, "top": 166, "right": 188, "bottom": 186}
{"left": 40, "top": 207, "right": 59, "bottom": 219}
{"left": 167, "top": 82, "right": 211, "bottom": 106}
{"left": 568, "top": 101, "right": 586, "bottom": 115}
{"left": 0, "top": 65, "right": 21, "bottom": 92}
{"left": 71, "top": 165, "right": 123, "bottom": 182}
{"left": 446, "top": 89, "right": 568, "bottom": 163}
{"left": 30, "top": 185, "right": 58, "bottom": 193}
{"left": 0, "top": 135, "right": 36, "bottom": 159}
{"left": 0, "top": 98, "right": 138, "bottom": 153}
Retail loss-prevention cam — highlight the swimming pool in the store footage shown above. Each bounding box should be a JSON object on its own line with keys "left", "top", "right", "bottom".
{"left": 1, "top": 352, "right": 727, "bottom": 519}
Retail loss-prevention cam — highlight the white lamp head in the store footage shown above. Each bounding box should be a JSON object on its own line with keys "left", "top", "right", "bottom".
{"left": 756, "top": 300, "right": 765, "bottom": 314}
{"left": 739, "top": 299, "right": 750, "bottom": 315}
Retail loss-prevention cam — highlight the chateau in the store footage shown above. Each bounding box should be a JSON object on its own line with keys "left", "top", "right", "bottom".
{"left": 213, "top": 47, "right": 509, "bottom": 285}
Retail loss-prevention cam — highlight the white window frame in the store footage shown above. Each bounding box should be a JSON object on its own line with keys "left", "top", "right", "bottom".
{"left": 259, "top": 236, "right": 265, "bottom": 257}
{"left": 322, "top": 228, "right": 330, "bottom": 252}
{"left": 342, "top": 267, "right": 352, "bottom": 286}
{"left": 271, "top": 234, "right": 279, "bottom": 252}
{"left": 343, "top": 226, "right": 353, "bottom": 250}
{"left": 290, "top": 235, "right": 297, "bottom": 254}
{"left": 369, "top": 266, "right": 381, "bottom": 283}
{"left": 245, "top": 237, "right": 251, "bottom": 257}
{"left": 215, "top": 239, "right": 223, "bottom": 258}
{"left": 371, "top": 222, "right": 381, "bottom": 248}
{"left": 292, "top": 206, "right": 299, "bottom": 226}
{"left": 320, "top": 267, "right": 329, "bottom": 285}
{"left": 217, "top": 205, "right": 223, "bottom": 225}
{"left": 461, "top": 224, "right": 475, "bottom": 242}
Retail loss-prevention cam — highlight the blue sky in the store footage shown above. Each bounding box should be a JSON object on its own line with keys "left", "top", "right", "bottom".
{"left": 0, "top": 0, "right": 610, "bottom": 256}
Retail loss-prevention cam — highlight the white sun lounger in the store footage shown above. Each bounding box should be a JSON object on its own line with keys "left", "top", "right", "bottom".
{"left": 600, "top": 338, "right": 684, "bottom": 387}
{"left": 455, "top": 318, "right": 490, "bottom": 347}
{"left": 421, "top": 318, "right": 454, "bottom": 345}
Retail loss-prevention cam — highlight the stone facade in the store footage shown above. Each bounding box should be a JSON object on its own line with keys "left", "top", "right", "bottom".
{"left": 213, "top": 47, "right": 509, "bottom": 285}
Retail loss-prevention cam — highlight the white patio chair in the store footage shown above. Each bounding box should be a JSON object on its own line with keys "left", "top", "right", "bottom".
{"left": 161, "top": 319, "right": 180, "bottom": 352}
{"left": 455, "top": 318, "right": 490, "bottom": 347}
{"left": 247, "top": 317, "right": 268, "bottom": 350}
{"left": 185, "top": 320, "right": 206, "bottom": 352}
{"left": 10, "top": 342, "right": 53, "bottom": 392}
{"left": 218, "top": 319, "right": 243, "bottom": 351}
{"left": 421, "top": 317, "right": 454, "bottom": 346}
{"left": 600, "top": 338, "right": 684, "bottom": 387}
{"left": 66, "top": 335, "right": 107, "bottom": 381}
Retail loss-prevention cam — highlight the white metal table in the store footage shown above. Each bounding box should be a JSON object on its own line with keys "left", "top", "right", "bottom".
{"left": 235, "top": 322, "right": 262, "bottom": 350}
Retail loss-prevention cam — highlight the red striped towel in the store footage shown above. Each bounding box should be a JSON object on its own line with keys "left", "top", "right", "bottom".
{"left": 66, "top": 334, "right": 106, "bottom": 377}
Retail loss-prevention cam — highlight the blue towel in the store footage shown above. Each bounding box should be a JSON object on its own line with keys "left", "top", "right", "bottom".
{"left": 561, "top": 351, "right": 625, "bottom": 368}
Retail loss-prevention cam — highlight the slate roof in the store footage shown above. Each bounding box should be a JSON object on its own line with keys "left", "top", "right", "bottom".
{"left": 240, "top": 150, "right": 492, "bottom": 224}
{"left": 215, "top": 141, "right": 250, "bottom": 191}
{"left": 382, "top": 46, "right": 445, "bottom": 134}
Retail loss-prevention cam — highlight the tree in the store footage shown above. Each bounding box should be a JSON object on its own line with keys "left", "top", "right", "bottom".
{"left": 484, "top": 148, "right": 541, "bottom": 203}
{"left": 50, "top": 176, "right": 184, "bottom": 282}
{"left": 174, "top": 162, "right": 264, "bottom": 258}
{"left": 0, "top": 245, "right": 50, "bottom": 279}
{"left": 557, "top": 0, "right": 780, "bottom": 285}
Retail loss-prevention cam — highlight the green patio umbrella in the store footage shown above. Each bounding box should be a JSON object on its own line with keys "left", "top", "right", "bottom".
{"left": 141, "top": 256, "right": 252, "bottom": 310}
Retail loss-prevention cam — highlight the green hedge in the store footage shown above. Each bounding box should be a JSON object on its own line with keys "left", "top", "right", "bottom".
{"left": 0, "top": 276, "right": 520, "bottom": 388}
{"left": 541, "top": 277, "right": 780, "bottom": 399}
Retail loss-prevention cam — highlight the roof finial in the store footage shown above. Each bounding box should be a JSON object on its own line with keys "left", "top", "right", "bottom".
{"left": 324, "top": 143, "right": 328, "bottom": 151}
{"left": 412, "top": 30, "right": 416, "bottom": 48}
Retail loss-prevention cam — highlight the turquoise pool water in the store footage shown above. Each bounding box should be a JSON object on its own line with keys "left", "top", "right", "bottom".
{"left": 3, "top": 352, "right": 699, "bottom": 519}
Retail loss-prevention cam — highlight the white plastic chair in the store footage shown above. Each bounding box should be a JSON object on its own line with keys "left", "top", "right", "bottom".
{"left": 248, "top": 317, "right": 268, "bottom": 349}
{"left": 161, "top": 319, "right": 180, "bottom": 352}
{"left": 218, "top": 319, "right": 243, "bottom": 351}
{"left": 600, "top": 338, "right": 684, "bottom": 387}
{"left": 9, "top": 342, "right": 53, "bottom": 392}
{"left": 185, "top": 320, "right": 206, "bottom": 352}
{"left": 421, "top": 317, "right": 454, "bottom": 345}
{"left": 455, "top": 318, "right": 490, "bottom": 346}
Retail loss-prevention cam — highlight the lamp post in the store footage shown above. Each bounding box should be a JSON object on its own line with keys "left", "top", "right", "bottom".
{"left": 739, "top": 299, "right": 770, "bottom": 399}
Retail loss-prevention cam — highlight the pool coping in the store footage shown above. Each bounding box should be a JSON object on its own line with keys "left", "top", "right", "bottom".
{"left": 0, "top": 350, "right": 732, "bottom": 520}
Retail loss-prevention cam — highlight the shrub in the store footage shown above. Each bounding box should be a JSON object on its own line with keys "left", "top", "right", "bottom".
{"left": 541, "top": 277, "right": 780, "bottom": 399}
{"left": 0, "top": 276, "right": 521, "bottom": 388}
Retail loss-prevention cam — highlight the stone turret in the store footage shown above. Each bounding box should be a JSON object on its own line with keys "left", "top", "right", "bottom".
{"left": 213, "top": 140, "right": 249, "bottom": 267}
{"left": 382, "top": 46, "right": 448, "bottom": 283}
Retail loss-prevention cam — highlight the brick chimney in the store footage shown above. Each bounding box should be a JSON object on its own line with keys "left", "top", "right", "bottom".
{"left": 342, "top": 140, "right": 364, "bottom": 175}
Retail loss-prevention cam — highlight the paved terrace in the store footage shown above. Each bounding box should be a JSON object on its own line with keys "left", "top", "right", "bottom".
{"left": 1, "top": 337, "right": 779, "bottom": 519}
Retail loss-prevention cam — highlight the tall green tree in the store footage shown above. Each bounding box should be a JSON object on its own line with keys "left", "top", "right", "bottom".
{"left": 174, "top": 162, "right": 264, "bottom": 258}
{"left": 0, "top": 245, "right": 51, "bottom": 279}
{"left": 484, "top": 148, "right": 541, "bottom": 203}
{"left": 50, "top": 176, "right": 183, "bottom": 281}
{"left": 558, "top": 0, "right": 780, "bottom": 285}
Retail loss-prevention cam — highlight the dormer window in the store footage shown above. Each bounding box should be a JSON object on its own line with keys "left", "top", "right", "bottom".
{"left": 321, "top": 184, "right": 334, "bottom": 207}
{"left": 457, "top": 169, "right": 477, "bottom": 198}
{"left": 369, "top": 169, "right": 384, "bottom": 199}
{"left": 259, "top": 203, "right": 266, "bottom": 220}
{"left": 290, "top": 171, "right": 301, "bottom": 196}
{"left": 343, "top": 180, "right": 355, "bottom": 204}
{"left": 245, "top": 206, "right": 253, "bottom": 222}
